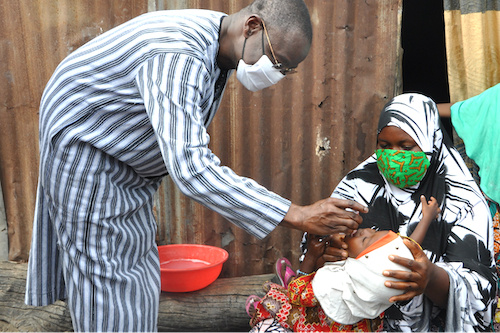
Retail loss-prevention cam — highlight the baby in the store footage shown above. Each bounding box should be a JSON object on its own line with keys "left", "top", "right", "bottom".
{"left": 248, "top": 195, "right": 440, "bottom": 332}
{"left": 309, "top": 195, "right": 441, "bottom": 325}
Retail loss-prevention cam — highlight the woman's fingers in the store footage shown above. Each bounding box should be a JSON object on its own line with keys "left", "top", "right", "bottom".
{"left": 386, "top": 254, "right": 418, "bottom": 271}
{"left": 383, "top": 271, "right": 422, "bottom": 302}
{"left": 323, "top": 246, "right": 348, "bottom": 262}
{"left": 383, "top": 239, "right": 431, "bottom": 299}
{"left": 321, "top": 234, "right": 348, "bottom": 262}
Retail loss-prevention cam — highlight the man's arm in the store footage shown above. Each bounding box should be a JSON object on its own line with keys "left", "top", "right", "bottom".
{"left": 136, "top": 54, "right": 368, "bottom": 239}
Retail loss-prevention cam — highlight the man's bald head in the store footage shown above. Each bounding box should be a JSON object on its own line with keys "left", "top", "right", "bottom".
{"left": 242, "top": 0, "right": 313, "bottom": 57}
{"left": 217, "top": 0, "right": 313, "bottom": 70}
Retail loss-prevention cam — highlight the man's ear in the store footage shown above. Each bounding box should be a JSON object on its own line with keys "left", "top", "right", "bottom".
{"left": 243, "top": 15, "right": 263, "bottom": 38}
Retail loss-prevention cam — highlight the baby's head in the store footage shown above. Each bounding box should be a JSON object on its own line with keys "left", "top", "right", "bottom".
{"left": 314, "top": 229, "right": 414, "bottom": 325}
{"left": 344, "top": 228, "right": 391, "bottom": 258}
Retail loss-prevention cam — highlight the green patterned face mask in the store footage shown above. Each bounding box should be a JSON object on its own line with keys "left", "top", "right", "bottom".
{"left": 375, "top": 149, "right": 430, "bottom": 188}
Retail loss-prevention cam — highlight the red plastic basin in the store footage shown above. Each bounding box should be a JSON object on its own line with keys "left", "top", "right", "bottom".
{"left": 158, "top": 244, "right": 229, "bottom": 292}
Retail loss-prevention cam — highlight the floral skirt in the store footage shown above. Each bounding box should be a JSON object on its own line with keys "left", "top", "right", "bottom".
{"left": 249, "top": 281, "right": 383, "bottom": 332}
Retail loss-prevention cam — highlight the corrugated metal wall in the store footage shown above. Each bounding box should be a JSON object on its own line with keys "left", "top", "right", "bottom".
{"left": 0, "top": 0, "right": 149, "bottom": 261}
{"left": 1, "top": 0, "right": 402, "bottom": 278}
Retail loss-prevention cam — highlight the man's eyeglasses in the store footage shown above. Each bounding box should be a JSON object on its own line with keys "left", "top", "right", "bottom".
{"left": 262, "top": 21, "right": 297, "bottom": 75}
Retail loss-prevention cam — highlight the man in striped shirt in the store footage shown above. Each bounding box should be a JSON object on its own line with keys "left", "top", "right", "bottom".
{"left": 25, "top": 0, "right": 367, "bottom": 331}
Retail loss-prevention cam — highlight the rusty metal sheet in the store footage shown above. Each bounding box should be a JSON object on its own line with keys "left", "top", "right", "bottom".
{"left": 155, "top": 0, "right": 403, "bottom": 278}
{"left": 0, "top": 0, "right": 148, "bottom": 261}
{"left": 2, "top": 0, "right": 402, "bottom": 279}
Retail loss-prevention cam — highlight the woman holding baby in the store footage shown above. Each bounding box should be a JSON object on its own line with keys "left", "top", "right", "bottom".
{"left": 248, "top": 93, "right": 496, "bottom": 332}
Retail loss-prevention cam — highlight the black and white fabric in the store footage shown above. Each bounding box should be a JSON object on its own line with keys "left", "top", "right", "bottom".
{"left": 25, "top": 9, "right": 290, "bottom": 332}
{"left": 331, "top": 93, "right": 496, "bottom": 331}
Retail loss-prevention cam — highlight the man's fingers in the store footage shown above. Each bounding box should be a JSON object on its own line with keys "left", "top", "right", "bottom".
{"left": 326, "top": 197, "right": 369, "bottom": 214}
{"left": 327, "top": 218, "right": 359, "bottom": 232}
{"left": 295, "top": 198, "right": 368, "bottom": 235}
{"left": 347, "top": 211, "right": 363, "bottom": 225}
{"left": 322, "top": 198, "right": 365, "bottom": 227}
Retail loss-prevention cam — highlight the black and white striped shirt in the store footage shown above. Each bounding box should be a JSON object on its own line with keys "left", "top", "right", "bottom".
{"left": 26, "top": 9, "right": 290, "bottom": 331}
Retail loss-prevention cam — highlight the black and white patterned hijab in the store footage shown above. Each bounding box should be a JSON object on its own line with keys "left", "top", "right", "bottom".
{"left": 331, "top": 93, "right": 496, "bottom": 331}
{"left": 374, "top": 92, "right": 449, "bottom": 216}
{"left": 335, "top": 93, "right": 487, "bottom": 254}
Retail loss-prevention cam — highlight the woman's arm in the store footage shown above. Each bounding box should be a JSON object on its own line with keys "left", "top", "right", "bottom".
{"left": 383, "top": 199, "right": 496, "bottom": 322}
{"left": 437, "top": 102, "right": 453, "bottom": 117}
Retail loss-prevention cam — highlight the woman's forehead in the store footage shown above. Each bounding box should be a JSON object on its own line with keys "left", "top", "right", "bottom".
{"left": 377, "top": 125, "right": 415, "bottom": 141}
{"left": 380, "top": 115, "right": 433, "bottom": 152}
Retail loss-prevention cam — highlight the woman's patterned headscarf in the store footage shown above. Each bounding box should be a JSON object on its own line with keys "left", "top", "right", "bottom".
{"left": 378, "top": 93, "right": 440, "bottom": 154}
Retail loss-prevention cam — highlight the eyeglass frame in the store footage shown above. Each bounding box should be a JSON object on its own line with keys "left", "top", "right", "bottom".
{"left": 261, "top": 20, "right": 297, "bottom": 75}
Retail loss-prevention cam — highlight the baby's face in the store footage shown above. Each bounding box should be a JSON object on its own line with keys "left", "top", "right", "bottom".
{"left": 345, "top": 229, "right": 390, "bottom": 258}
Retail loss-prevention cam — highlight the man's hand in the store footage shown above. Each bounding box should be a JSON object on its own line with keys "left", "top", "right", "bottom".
{"left": 281, "top": 197, "right": 368, "bottom": 235}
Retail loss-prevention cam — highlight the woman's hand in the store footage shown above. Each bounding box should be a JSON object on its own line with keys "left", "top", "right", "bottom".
{"left": 382, "top": 238, "right": 449, "bottom": 307}
{"left": 302, "top": 233, "right": 349, "bottom": 272}
{"left": 382, "top": 238, "right": 430, "bottom": 301}
{"left": 322, "top": 233, "right": 349, "bottom": 263}
{"left": 306, "top": 234, "right": 327, "bottom": 259}
{"left": 300, "top": 234, "right": 327, "bottom": 273}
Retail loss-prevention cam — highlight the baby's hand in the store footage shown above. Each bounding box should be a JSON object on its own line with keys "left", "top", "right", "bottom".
{"left": 306, "top": 234, "right": 327, "bottom": 259}
{"left": 420, "top": 195, "right": 441, "bottom": 220}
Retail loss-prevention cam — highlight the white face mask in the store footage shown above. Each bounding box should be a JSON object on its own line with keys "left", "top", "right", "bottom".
{"left": 236, "top": 30, "right": 285, "bottom": 92}
{"left": 236, "top": 55, "right": 285, "bottom": 92}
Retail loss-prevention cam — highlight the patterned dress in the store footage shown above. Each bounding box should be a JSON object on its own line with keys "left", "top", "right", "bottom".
{"left": 250, "top": 275, "right": 383, "bottom": 332}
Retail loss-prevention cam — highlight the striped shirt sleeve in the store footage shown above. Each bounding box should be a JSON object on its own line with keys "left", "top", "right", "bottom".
{"left": 135, "top": 53, "right": 291, "bottom": 239}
